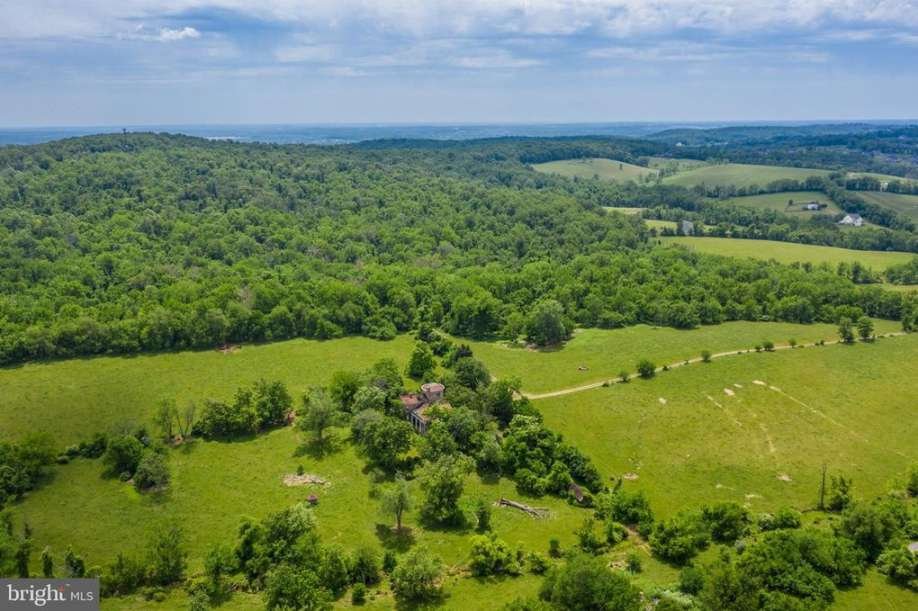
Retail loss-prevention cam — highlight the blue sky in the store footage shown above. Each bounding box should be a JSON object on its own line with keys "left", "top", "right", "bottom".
{"left": 2, "top": 1, "right": 918, "bottom": 126}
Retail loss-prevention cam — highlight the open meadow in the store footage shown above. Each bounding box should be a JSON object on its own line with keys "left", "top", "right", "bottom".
{"left": 531, "top": 157, "right": 657, "bottom": 182}
{"left": 662, "top": 236, "right": 916, "bottom": 270}
{"left": 662, "top": 163, "right": 831, "bottom": 188}
{"left": 858, "top": 191, "right": 918, "bottom": 223}
{"left": 719, "top": 191, "right": 841, "bottom": 217}
{"left": 539, "top": 334, "right": 918, "bottom": 517}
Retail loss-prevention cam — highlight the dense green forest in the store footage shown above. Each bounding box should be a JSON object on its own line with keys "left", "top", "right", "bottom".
{"left": 0, "top": 133, "right": 916, "bottom": 364}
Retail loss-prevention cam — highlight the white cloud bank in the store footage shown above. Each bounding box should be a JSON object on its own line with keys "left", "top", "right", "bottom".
{"left": 2, "top": 1, "right": 917, "bottom": 40}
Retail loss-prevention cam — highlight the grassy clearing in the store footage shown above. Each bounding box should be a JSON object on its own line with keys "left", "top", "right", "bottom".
{"left": 663, "top": 163, "right": 831, "bottom": 188}
{"left": 832, "top": 569, "right": 918, "bottom": 611}
{"left": 857, "top": 191, "right": 918, "bottom": 223}
{"left": 603, "top": 206, "right": 645, "bottom": 215}
{"left": 531, "top": 158, "right": 657, "bottom": 182}
{"left": 645, "top": 156, "right": 709, "bottom": 172}
{"left": 539, "top": 334, "right": 918, "bottom": 518}
{"left": 663, "top": 236, "right": 915, "bottom": 270}
{"left": 465, "top": 321, "right": 899, "bottom": 394}
{"left": 0, "top": 335, "right": 413, "bottom": 445}
{"left": 645, "top": 219, "right": 677, "bottom": 231}
{"left": 719, "top": 191, "right": 841, "bottom": 217}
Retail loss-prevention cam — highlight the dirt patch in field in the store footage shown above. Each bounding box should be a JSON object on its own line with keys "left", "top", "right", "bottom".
{"left": 658, "top": 397, "right": 667, "bottom": 405}
{"left": 777, "top": 474, "right": 792, "bottom": 482}
{"left": 622, "top": 472, "right": 639, "bottom": 481}
{"left": 283, "top": 473, "right": 328, "bottom": 487}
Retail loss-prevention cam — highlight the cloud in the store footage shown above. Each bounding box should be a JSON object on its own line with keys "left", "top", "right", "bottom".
{"left": 157, "top": 26, "right": 200, "bottom": 42}
{"left": 4, "top": 1, "right": 918, "bottom": 40}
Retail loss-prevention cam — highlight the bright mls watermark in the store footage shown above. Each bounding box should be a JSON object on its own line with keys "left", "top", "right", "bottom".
{"left": 1, "top": 579, "right": 99, "bottom": 609}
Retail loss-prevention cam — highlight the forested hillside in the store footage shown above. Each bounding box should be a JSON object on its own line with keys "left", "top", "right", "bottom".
{"left": 0, "top": 134, "right": 915, "bottom": 364}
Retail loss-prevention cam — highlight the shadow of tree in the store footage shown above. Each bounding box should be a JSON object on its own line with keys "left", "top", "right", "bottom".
{"left": 375, "top": 523, "right": 416, "bottom": 552}
{"left": 294, "top": 435, "right": 341, "bottom": 459}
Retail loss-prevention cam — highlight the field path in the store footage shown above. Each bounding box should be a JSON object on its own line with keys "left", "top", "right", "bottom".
{"left": 522, "top": 332, "right": 907, "bottom": 400}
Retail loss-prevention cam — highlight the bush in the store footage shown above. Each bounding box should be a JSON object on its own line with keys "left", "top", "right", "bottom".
{"left": 618, "top": 370, "right": 630, "bottom": 383}
{"left": 605, "top": 521, "right": 628, "bottom": 546}
{"left": 133, "top": 451, "right": 170, "bottom": 491}
{"left": 539, "top": 554, "right": 641, "bottom": 611}
{"left": 650, "top": 512, "right": 709, "bottom": 564}
{"left": 349, "top": 546, "right": 380, "bottom": 586}
{"left": 679, "top": 565, "right": 704, "bottom": 594}
{"left": 701, "top": 350, "right": 712, "bottom": 363}
{"left": 594, "top": 490, "right": 655, "bottom": 536}
{"left": 636, "top": 359, "right": 656, "bottom": 379}
{"left": 626, "top": 553, "right": 642, "bottom": 574}
{"left": 390, "top": 548, "right": 443, "bottom": 603}
{"left": 548, "top": 538, "right": 561, "bottom": 558}
{"left": 762, "top": 340, "right": 775, "bottom": 352}
{"left": 877, "top": 546, "right": 917, "bottom": 587}
{"left": 468, "top": 534, "right": 521, "bottom": 577}
{"left": 758, "top": 507, "right": 802, "bottom": 531}
{"left": 103, "top": 435, "right": 144, "bottom": 477}
{"left": 701, "top": 502, "right": 749, "bottom": 543}
{"left": 351, "top": 582, "right": 367, "bottom": 605}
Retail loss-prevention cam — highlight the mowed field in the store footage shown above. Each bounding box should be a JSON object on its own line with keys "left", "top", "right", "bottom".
{"left": 663, "top": 236, "right": 916, "bottom": 270}
{"left": 539, "top": 334, "right": 918, "bottom": 517}
{"left": 719, "top": 191, "right": 841, "bottom": 217}
{"left": 465, "top": 321, "right": 901, "bottom": 394}
{"left": 531, "top": 157, "right": 657, "bottom": 182}
{"left": 858, "top": 190, "right": 918, "bottom": 223}
{"left": 663, "top": 163, "right": 831, "bottom": 188}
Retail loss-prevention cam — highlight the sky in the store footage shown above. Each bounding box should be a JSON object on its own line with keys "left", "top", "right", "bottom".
{"left": 1, "top": 0, "right": 918, "bottom": 127}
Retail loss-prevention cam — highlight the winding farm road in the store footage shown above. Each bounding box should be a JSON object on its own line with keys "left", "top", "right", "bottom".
{"left": 522, "top": 332, "right": 908, "bottom": 400}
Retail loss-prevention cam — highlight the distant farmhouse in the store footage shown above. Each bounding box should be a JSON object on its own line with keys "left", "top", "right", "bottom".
{"left": 838, "top": 213, "right": 864, "bottom": 227}
{"left": 680, "top": 220, "right": 695, "bottom": 235}
{"left": 400, "top": 382, "right": 449, "bottom": 434}
{"left": 803, "top": 202, "right": 822, "bottom": 211}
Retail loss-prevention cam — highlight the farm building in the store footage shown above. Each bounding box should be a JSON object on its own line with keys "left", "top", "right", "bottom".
{"left": 400, "top": 382, "right": 449, "bottom": 434}
{"left": 680, "top": 220, "right": 695, "bottom": 235}
{"left": 803, "top": 202, "right": 821, "bottom": 211}
{"left": 838, "top": 213, "right": 864, "bottom": 227}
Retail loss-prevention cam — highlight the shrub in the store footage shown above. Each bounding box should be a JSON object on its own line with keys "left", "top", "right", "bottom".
{"left": 548, "top": 538, "right": 561, "bottom": 558}
{"left": 575, "top": 518, "right": 606, "bottom": 555}
{"left": 877, "top": 546, "right": 917, "bottom": 587}
{"left": 618, "top": 370, "right": 630, "bottom": 383}
{"left": 650, "top": 512, "right": 709, "bottom": 564}
{"left": 701, "top": 502, "right": 749, "bottom": 543}
{"left": 133, "top": 451, "right": 170, "bottom": 491}
{"left": 351, "top": 583, "right": 367, "bottom": 605}
{"left": 594, "top": 490, "right": 655, "bottom": 535}
{"left": 762, "top": 340, "right": 775, "bottom": 352}
{"left": 539, "top": 554, "right": 641, "bottom": 611}
{"left": 349, "top": 546, "right": 380, "bottom": 586}
{"left": 637, "top": 359, "right": 656, "bottom": 379}
{"left": 626, "top": 553, "right": 642, "bottom": 574}
{"left": 103, "top": 435, "right": 144, "bottom": 477}
{"left": 701, "top": 350, "right": 712, "bottom": 363}
{"left": 759, "top": 507, "right": 802, "bottom": 531}
{"left": 679, "top": 565, "right": 704, "bottom": 594}
{"left": 605, "top": 521, "right": 628, "bottom": 546}
{"left": 468, "top": 534, "right": 522, "bottom": 577}
{"left": 390, "top": 548, "right": 443, "bottom": 603}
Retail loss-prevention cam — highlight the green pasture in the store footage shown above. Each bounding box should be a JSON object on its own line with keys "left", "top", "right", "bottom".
{"left": 531, "top": 158, "right": 656, "bottom": 182}
{"left": 663, "top": 163, "right": 831, "bottom": 188}
{"left": 719, "top": 191, "right": 841, "bottom": 216}
{"left": 539, "top": 334, "right": 918, "bottom": 518}
{"left": 467, "top": 321, "right": 899, "bottom": 394}
{"left": 662, "top": 236, "right": 915, "bottom": 270}
{"left": 857, "top": 191, "right": 918, "bottom": 223}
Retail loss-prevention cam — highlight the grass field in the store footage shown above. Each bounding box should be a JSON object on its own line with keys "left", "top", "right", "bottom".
{"left": 663, "top": 163, "right": 831, "bottom": 188}
{"left": 531, "top": 158, "right": 657, "bottom": 182}
{"left": 645, "top": 219, "right": 677, "bottom": 231}
{"left": 719, "top": 191, "right": 841, "bottom": 217}
{"left": 645, "top": 156, "right": 709, "bottom": 172}
{"left": 857, "top": 191, "right": 918, "bottom": 223}
{"left": 0, "top": 336, "right": 414, "bottom": 445}
{"left": 539, "top": 334, "right": 918, "bottom": 518}
{"left": 465, "top": 321, "right": 900, "bottom": 394}
{"left": 663, "top": 236, "right": 916, "bottom": 270}
{"left": 603, "top": 206, "right": 644, "bottom": 215}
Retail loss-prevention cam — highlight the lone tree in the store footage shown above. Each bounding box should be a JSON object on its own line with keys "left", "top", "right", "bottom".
{"left": 856, "top": 316, "right": 874, "bottom": 342}
{"left": 297, "top": 388, "right": 338, "bottom": 444}
{"left": 636, "top": 359, "right": 656, "bottom": 379}
{"left": 406, "top": 342, "right": 436, "bottom": 380}
{"left": 381, "top": 476, "right": 413, "bottom": 532}
{"left": 526, "top": 299, "right": 569, "bottom": 346}
{"left": 838, "top": 317, "right": 855, "bottom": 344}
